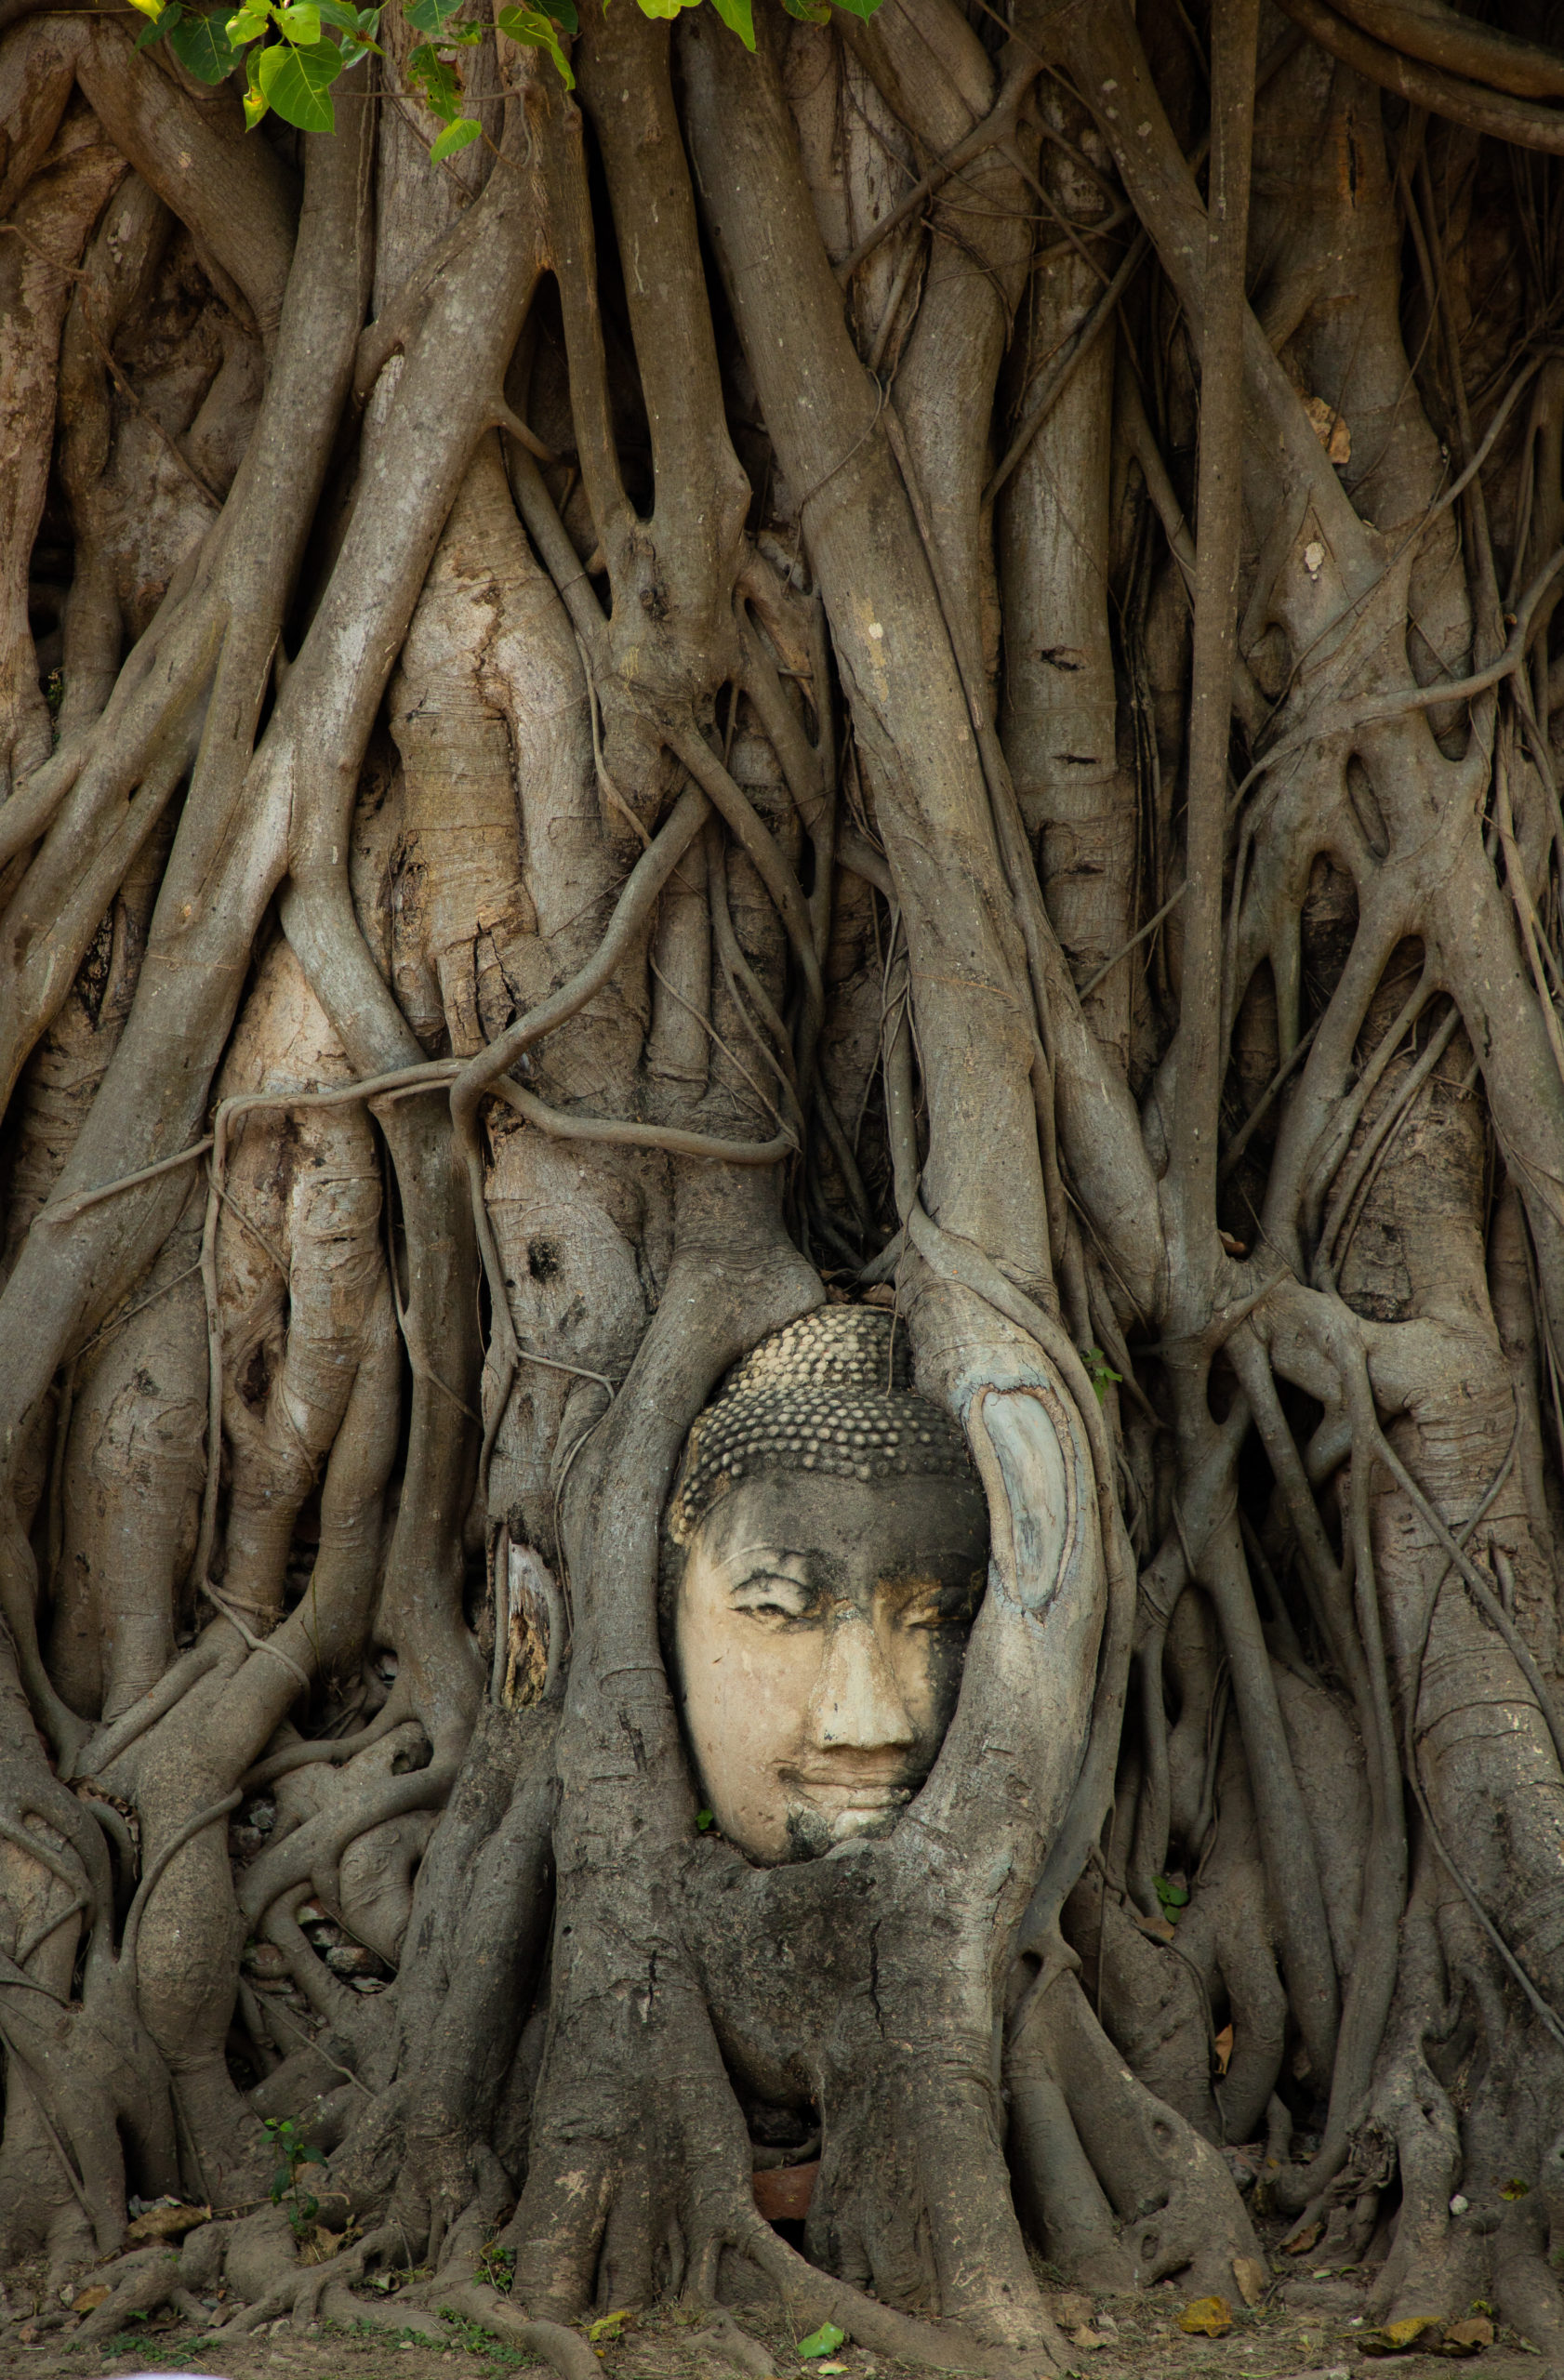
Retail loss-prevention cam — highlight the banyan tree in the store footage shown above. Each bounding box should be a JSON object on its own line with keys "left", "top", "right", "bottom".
{"left": 5, "top": 0, "right": 1564, "bottom": 2360}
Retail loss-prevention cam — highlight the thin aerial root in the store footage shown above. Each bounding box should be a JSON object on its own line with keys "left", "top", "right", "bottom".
{"left": 486, "top": 1073, "right": 794, "bottom": 1165}
{"left": 121, "top": 1794, "right": 242, "bottom": 1972}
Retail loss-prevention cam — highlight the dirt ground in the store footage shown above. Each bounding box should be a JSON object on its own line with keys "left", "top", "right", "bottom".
{"left": 0, "top": 2264, "right": 1549, "bottom": 2380}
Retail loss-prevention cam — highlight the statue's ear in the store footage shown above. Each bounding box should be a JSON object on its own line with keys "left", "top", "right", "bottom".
{"left": 965, "top": 1382, "right": 1078, "bottom": 1621}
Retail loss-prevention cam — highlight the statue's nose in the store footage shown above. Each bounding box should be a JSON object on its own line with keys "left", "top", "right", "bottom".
{"left": 806, "top": 1611, "right": 918, "bottom": 1751}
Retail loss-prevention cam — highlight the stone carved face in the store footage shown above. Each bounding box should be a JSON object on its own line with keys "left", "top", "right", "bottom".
{"left": 672, "top": 1430, "right": 987, "bottom": 1865}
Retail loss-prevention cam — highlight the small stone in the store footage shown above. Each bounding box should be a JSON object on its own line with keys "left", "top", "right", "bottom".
{"left": 324, "top": 1942, "right": 381, "bottom": 1976}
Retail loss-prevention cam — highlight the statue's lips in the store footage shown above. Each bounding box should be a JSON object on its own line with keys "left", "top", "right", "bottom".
{"left": 781, "top": 1769, "right": 915, "bottom": 1813}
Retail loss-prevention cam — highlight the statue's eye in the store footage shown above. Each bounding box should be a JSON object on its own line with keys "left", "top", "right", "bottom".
{"left": 730, "top": 1574, "right": 814, "bottom": 1622}
{"left": 900, "top": 1580, "right": 975, "bottom": 1629}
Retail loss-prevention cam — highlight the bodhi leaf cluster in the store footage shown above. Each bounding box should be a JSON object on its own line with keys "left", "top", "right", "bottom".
{"left": 125, "top": 0, "right": 886, "bottom": 143}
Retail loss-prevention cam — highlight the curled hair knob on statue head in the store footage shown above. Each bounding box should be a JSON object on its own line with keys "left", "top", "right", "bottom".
{"left": 667, "top": 1305, "right": 978, "bottom": 1553}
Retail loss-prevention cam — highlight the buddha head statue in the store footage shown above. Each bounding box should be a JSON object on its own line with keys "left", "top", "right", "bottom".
{"left": 665, "top": 1306, "right": 988, "bottom": 1865}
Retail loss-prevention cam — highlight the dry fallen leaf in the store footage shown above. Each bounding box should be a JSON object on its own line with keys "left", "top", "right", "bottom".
{"left": 1359, "top": 2315, "right": 1447, "bottom": 2356}
{"left": 1213, "top": 2022, "right": 1235, "bottom": 2073}
{"left": 1438, "top": 2318, "right": 1494, "bottom": 2357}
{"left": 1070, "top": 2327, "right": 1107, "bottom": 2352}
{"left": 70, "top": 2285, "right": 110, "bottom": 2313}
{"left": 125, "top": 2199, "right": 211, "bottom": 2245}
{"left": 1283, "top": 2220, "right": 1324, "bottom": 2255}
{"left": 1304, "top": 394, "right": 1352, "bottom": 466}
{"left": 1180, "top": 2295, "right": 1234, "bottom": 2338}
{"left": 1232, "top": 2254, "right": 1268, "bottom": 2307}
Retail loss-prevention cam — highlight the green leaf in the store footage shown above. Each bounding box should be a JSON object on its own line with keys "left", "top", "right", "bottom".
{"left": 1154, "top": 1874, "right": 1190, "bottom": 1918}
{"left": 695, "top": 1806, "right": 713, "bottom": 1831}
{"left": 704, "top": 0, "right": 753, "bottom": 44}
{"left": 430, "top": 114, "right": 482, "bottom": 160}
{"left": 1501, "top": 2178, "right": 1531, "bottom": 2201}
{"left": 1083, "top": 1345, "right": 1122, "bottom": 1404}
{"left": 272, "top": 3, "right": 321, "bottom": 38}
{"left": 404, "top": 0, "right": 463, "bottom": 28}
{"left": 406, "top": 41, "right": 460, "bottom": 113}
{"left": 125, "top": 0, "right": 166, "bottom": 19}
{"left": 168, "top": 7, "right": 242, "bottom": 79}
{"left": 317, "top": 0, "right": 380, "bottom": 55}
{"left": 636, "top": 0, "right": 700, "bottom": 18}
{"left": 799, "top": 2324, "right": 847, "bottom": 2360}
{"left": 830, "top": 0, "right": 887, "bottom": 16}
{"left": 548, "top": 0, "right": 577, "bottom": 26}
{"left": 779, "top": 0, "right": 830, "bottom": 22}
{"left": 256, "top": 34, "right": 342, "bottom": 127}
{"left": 226, "top": 2, "right": 269, "bottom": 36}
{"left": 495, "top": 3, "right": 573, "bottom": 84}
{"left": 134, "top": 3, "right": 177, "bottom": 46}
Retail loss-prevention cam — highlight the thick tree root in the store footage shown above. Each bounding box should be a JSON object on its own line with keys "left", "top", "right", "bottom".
{"left": 1009, "top": 1973, "right": 1261, "bottom": 2299}
{"left": 437, "top": 2284, "right": 603, "bottom": 2380}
